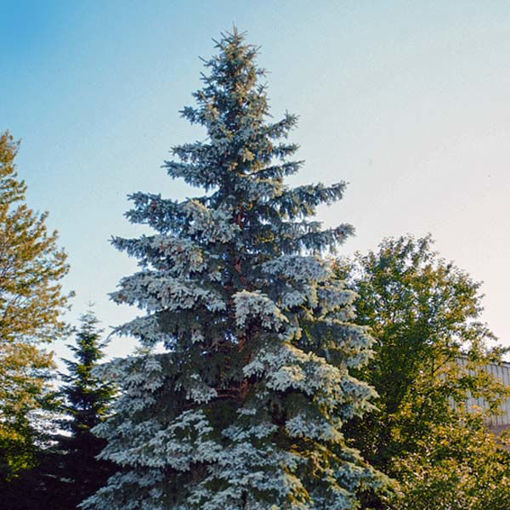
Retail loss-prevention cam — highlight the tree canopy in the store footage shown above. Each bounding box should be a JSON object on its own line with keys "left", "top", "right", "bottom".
{"left": 338, "top": 234, "right": 510, "bottom": 508}
{"left": 0, "top": 131, "right": 70, "bottom": 481}
{"left": 388, "top": 411, "right": 510, "bottom": 510}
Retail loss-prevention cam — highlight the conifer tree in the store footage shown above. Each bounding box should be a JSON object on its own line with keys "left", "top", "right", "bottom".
{"left": 56, "top": 309, "right": 115, "bottom": 508}
{"left": 85, "top": 30, "right": 383, "bottom": 509}
{"left": 1, "top": 311, "right": 115, "bottom": 510}
{"left": 0, "top": 131, "right": 69, "bottom": 482}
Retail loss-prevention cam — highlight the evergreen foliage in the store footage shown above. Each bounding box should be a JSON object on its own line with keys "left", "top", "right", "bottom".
{"left": 338, "top": 234, "right": 510, "bottom": 508}
{"left": 84, "top": 30, "right": 384, "bottom": 509}
{"left": 0, "top": 310, "right": 115, "bottom": 510}
{"left": 56, "top": 309, "right": 116, "bottom": 508}
{"left": 0, "top": 131, "right": 69, "bottom": 483}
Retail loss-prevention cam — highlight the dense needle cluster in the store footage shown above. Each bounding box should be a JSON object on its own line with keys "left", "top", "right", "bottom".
{"left": 84, "top": 30, "right": 382, "bottom": 509}
{"left": 58, "top": 310, "right": 115, "bottom": 508}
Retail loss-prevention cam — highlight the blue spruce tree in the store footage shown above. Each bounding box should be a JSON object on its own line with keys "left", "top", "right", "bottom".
{"left": 85, "top": 30, "right": 384, "bottom": 510}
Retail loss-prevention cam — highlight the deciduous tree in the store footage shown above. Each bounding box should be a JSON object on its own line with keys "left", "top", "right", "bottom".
{"left": 338, "top": 234, "right": 509, "bottom": 508}
{"left": 388, "top": 411, "right": 510, "bottom": 510}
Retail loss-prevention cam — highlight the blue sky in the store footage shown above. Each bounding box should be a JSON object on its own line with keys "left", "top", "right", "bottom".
{"left": 2, "top": 1, "right": 510, "bottom": 360}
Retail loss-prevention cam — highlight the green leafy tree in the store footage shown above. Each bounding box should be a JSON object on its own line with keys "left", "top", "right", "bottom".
{"left": 84, "top": 30, "right": 385, "bottom": 509}
{"left": 0, "top": 132, "right": 69, "bottom": 482}
{"left": 338, "top": 234, "right": 509, "bottom": 508}
{"left": 388, "top": 412, "right": 510, "bottom": 510}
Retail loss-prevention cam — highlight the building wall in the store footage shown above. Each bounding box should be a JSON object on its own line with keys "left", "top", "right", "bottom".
{"left": 458, "top": 358, "right": 510, "bottom": 428}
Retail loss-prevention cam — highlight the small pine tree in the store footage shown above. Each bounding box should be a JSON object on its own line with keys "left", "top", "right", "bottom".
{"left": 3, "top": 310, "right": 116, "bottom": 510}
{"left": 84, "top": 30, "right": 384, "bottom": 509}
{"left": 57, "top": 309, "right": 115, "bottom": 508}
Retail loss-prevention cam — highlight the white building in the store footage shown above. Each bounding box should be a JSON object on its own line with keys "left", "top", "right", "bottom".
{"left": 461, "top": 358, "right": 510, "bottom": 433}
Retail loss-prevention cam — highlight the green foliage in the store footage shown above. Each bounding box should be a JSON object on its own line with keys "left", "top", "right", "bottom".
{"left": 56, "top": 309, "right": 116, "bottom": 508}
{"left": 0, "top": 131, "right": 70, "bottom": 482}
{"left": 338, "top": 234, "right": 510, "bottom": 508}
{"left": 84, "top": 30, "right": 385, "bottom": 509}
{"left": 0, "top": 310, "right": 115, "bottom": 510}
{"left": 388, "top": 412, "right": 510, "bottom": 510}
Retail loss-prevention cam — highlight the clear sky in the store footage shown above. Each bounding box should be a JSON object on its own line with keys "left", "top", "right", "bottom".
{"left": 2, "top": 1, "right": 510, "bottom": 361}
